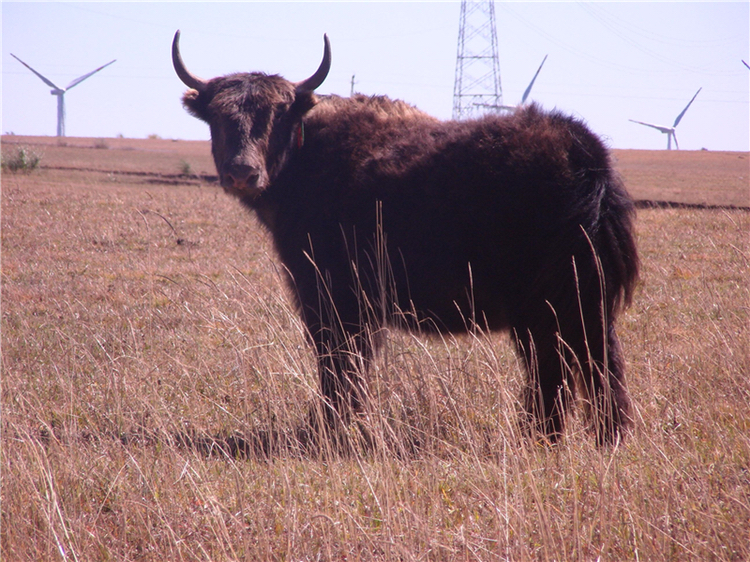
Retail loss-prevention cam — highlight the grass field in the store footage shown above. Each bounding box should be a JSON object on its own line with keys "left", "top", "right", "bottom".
{"left": 2, "top": 136, "right": 749, "bottom": 560}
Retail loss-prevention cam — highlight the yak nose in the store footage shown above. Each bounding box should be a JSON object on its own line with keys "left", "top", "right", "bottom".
{"left": 224, "top": 163, "right": 261, "bottom": 189}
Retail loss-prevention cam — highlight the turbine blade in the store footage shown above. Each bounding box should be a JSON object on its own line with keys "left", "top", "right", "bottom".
{"left": 65, "top": 59, "right": 116, "bottom": 90}
{"left": 10, "top": 53, "right": 61, "bottom": 90}
{"left": 673, "top": 87, "right": 701, "bottom": 127}
{"left": 743, "top": 60, "right": 750, "bottom": 70}
{"left": 520, "top": 54, "right": 547, "bottom": 105}
{"left": 672, "top": 131, "right": 679, "bottom": 150}
{"left": 629, "top": 119, "right": 672, "bottom": 134}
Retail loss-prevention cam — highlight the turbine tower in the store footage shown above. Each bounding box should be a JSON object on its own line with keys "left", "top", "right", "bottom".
{"left": 452, "top": 0, "right": 502, "bottom": 120}
{"left": 629, "top": 88, "right": 701, "bottom": 150}
{"left": 11, "top": 54, "right": 116, "bottom": 137}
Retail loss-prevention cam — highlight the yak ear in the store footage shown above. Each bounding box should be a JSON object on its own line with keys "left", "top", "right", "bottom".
{"left": 182, "top": 89, "right": 208, "bottom": 121}
{"left": 290, "top": 91, "right": 318, "bottom": 119}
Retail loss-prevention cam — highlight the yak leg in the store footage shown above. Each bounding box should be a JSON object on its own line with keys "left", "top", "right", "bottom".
{"left": 545, "top": 262, "right": 632, "bottom": 445}
{"left": 303, "top": 324, "right": 374, "bottom": 454}
{"left": 514, "top": 317, "right": 573, "bottom": 444}
{"left": 566, "top": 312, "right": 632, "bottom": 445}
{"left": 311, "top": 323, "right": 372, "bottom": 428}
{"left": 297, "top": 256, "right": 380, "bottom": 448}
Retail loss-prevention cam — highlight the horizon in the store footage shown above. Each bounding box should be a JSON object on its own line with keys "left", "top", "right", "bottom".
{"left": 3, "top": 132, "right": 748, "bottom": 155}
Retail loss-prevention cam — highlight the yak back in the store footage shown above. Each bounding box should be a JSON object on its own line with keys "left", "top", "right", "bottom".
{"left": 293, "top": 95, "right": 611, "bottom": 224}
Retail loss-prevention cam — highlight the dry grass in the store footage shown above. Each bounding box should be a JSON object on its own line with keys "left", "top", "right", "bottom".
{"left": 614, "top": 149, "right": 749, "bottom": 209}
{"left": 2, "top": 137, "right": 749, "bottom": 560}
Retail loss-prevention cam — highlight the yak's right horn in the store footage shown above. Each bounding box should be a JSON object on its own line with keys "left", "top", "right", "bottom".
{"left": 172, "top": 30, "right": 208, "bottom": 92}
{"left": 294, "top": 34, "right": 331, "bottom": 94}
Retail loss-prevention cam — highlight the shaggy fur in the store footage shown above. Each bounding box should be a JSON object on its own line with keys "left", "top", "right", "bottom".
{"left": 181, "top": 70, "right": 639, "bottom": 445}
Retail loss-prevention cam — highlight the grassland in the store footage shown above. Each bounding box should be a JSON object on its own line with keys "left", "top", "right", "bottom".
{"left": 2, "top": 136, "right": 749, "bottom": 560}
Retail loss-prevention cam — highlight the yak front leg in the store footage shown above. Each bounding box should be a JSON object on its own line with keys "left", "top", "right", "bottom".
{"left": 313, "top": 325, "right": 372, "bottom": 429}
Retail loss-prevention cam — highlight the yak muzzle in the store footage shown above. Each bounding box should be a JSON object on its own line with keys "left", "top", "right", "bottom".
{"left": 221, "top": 163, "right": 265, "bottom": 195}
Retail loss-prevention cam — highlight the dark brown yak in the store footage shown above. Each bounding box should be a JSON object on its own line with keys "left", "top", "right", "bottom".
{"left": 173, "top": 31, "right": 639, "bottom": 445}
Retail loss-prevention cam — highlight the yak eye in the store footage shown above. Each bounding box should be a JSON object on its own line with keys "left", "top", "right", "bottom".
{"left": 249, "top": 114, "right": 271, "bottom": 136}
{"left": 274, "top": 100, "right": 293, "bottom": 117}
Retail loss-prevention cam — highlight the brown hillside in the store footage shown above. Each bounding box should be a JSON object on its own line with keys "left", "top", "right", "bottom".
{"left": 2, "top": 136, "right": 748, "bottom": 208}
{"left": 613, "top": 149, "right": 749, "bottom": 208}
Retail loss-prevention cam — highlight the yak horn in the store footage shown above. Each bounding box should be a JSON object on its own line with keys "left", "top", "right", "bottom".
{"left": 294, "top": 34, "right": 331, "bottom": 93}
{"left": 172, "top": 30, "right": 207, "bottom": 92}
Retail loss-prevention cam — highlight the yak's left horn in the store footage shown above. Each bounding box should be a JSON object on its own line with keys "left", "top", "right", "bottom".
{"left": 294, "top": 34, "right": 331, "bottom": 93}
{"left": 172, "top": 30, "right": 208, "bottom": 92}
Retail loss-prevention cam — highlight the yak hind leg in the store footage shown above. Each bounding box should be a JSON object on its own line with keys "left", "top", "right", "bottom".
{"left": 514, "top": 322, "right": 574, "bottom": 444}
{"left": 546, "top": 285, "right": 632, "bottom": 446}
{"left": 572, "top": 321, "right": 632, "bottom": 446}
{"left": 514, "top": 303, "right": 632, "bottom": 446}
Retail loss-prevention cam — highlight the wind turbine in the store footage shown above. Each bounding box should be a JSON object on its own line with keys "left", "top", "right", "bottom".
{"left": 11, "top": 54, "right": 116, "bottom": 137}
{"left": 472, "top": 55, "right": 548, "bottom": 113}
{"left": 497, "top": 55, "right": 548, "bottom": 112}
{"left": 629, "top": 88, "right": 701, "bottom": 150}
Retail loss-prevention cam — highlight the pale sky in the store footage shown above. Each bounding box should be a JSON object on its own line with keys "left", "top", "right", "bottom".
{"left": 2, "top": 2, "right": 748, "bottom": 151}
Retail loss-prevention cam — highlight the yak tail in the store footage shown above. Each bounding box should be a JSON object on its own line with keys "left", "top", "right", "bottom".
{"left": 594, "top": 171, "right": 639, "bottom": 317}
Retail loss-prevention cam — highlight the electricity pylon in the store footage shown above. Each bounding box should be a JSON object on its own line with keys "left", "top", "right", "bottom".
{"left": 452, "top": 0, "right": 502, "bottom": 120}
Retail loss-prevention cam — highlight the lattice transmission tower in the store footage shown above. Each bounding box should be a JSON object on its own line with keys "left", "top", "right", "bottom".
{"left": 452, "top": 0, "right": 502, "bottom": 120}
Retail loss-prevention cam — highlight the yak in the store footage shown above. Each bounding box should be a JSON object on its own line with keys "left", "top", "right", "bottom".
{"left": 172, "top": 31, "right": 639, "bottom": 445}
